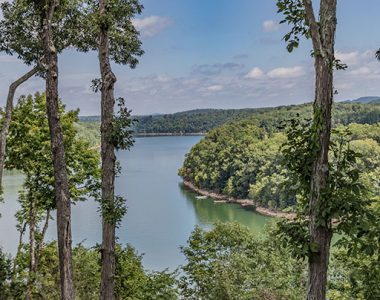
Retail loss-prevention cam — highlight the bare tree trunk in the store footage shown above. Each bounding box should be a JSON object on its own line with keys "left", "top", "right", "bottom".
{"left": 26, "top": 197, "right": 37, "bottom": 300}
{"left": 41, "top": 1, "right": 75, "bottom": 298}
{"left": 303, "top": 0, "right": 337, "bottom": 299}
{"left": 12, "top": 222, "right": 26, "bottom": 284}
{"left": 99, "top": 0, "right": 117, "bottom": 298}
{"left": 35, "top": 209, "right": 51, "bottom": 269}
{"left": 0, "top": 67, "right": 39, "bottom": 187}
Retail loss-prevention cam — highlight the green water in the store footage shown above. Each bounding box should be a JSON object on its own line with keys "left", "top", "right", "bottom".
{"left": 0, "top": 136, "right": 271, "bottom": 270}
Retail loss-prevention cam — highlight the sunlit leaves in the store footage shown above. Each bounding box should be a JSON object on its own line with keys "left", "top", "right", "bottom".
{"left": 74, "top": 0, "right": 144, "bottom": 67}
{"left": 5, "top": 92, "right": 101, "bottom": 209}
{"left": 179, "top": 222, "right": 306, "bottom": 299}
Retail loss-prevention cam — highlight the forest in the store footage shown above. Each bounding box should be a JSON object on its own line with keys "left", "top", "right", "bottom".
{"left": 0, "top": 0, "right": 380, "bottom": 299}
{"left": 180, "top": 116, "right": 380, "bottom": 209}
{"left": 79, "top": 101, "right": 380, "bottom": 135}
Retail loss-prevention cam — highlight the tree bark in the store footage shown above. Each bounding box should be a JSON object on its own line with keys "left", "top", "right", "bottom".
{"left": 98, "top": 0, "right": 117, "bottom": 298}
{"left": 35, "top": 208, "right": 51, "bottom": 269}
{"left": 303, "top": 0, "right": 337, "bottom": 299}
{"left": 0, "top": 67, "right": 39, "bottom": 187}
{"left": 26, "top": 196, "right": 37, "bottom": 300}
{"left": 41, "top": 1, "right": 75, "bottom": 298}
{"left": 13, "top": 222, "right": 26, "bottom": 274}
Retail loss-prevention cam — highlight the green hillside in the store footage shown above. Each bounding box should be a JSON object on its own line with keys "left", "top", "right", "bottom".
{"left": 79, "top": 101, "right": 380, "bottom": 135}
{"left": 179, "top": 120, "right": 380, "bottom": 210}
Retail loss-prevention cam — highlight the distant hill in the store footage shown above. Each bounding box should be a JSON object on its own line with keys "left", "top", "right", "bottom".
{"left": 79, "top": 115, "right": 101, "bottom": 122}
{"left": 345, "top": 96, "right": 380, "bottom": 104}
{"left": 78, "top": 100, "right": 380, "bottom": 135}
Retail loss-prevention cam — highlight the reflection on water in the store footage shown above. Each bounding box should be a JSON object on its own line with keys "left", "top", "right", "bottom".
{"left": 179, "top": 183, "right": 271, "bottom": 232}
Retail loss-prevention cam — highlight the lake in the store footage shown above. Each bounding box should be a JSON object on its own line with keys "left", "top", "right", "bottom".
{"left": 0, "top": 136, "right": 271, "bottom": 271}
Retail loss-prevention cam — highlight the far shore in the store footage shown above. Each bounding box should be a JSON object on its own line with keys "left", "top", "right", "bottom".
{"left": 134, "top": 132, "right": 206, "bottom": 137}
{"left": 182, "top": 180, "right": 295, "bottom": 220}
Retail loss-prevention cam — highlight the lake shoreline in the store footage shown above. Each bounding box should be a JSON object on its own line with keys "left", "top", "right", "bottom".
{"left": 134, "top": 132, "right": 206, "bottom": 137}
{"left": 182, "top": 180, "right": 295, "bottom": 220}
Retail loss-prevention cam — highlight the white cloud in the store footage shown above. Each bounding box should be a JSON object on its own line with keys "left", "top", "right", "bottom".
{"left": 335, "top": 51, "right": 360, "bottom": 65}
{"left": 350, "top": 67, "right": 371, "bottom": 76}
{"left": 267, "top": 66, "right": 305, "bottom": 79}
{"left": 155, "top": 75, "right": 171, "bottom": 83}
{"left": 132, "top": 16, "right": 172, "bottom": 38}
{"left": 206, "top": 85, "right": 224, "bottom": 92}
{"left": 245, "top": 67, "right": 265, "bottom": 79}
{"left": 263, "top": 20, "right": 281, "bottom": 32}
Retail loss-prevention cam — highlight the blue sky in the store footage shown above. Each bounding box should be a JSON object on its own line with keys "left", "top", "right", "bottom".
{"left": 1, "top": 0, "right": 380, "bottom": 115}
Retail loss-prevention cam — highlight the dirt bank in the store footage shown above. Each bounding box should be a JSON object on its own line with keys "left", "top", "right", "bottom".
{"left": 182, "top": 180, "right": 295, "bottom": 220}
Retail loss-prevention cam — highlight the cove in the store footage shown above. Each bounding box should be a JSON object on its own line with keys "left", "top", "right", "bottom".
{"left": 0, "top": 136, "right": 272, "bottom": 271}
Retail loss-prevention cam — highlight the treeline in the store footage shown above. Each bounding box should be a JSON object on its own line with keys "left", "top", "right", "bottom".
{"left": 2, "top": 221, "right": 378, "bottom": 299}
{"left": 179, "top": 119, "right": 380, "bottom": 210}
{"left": 79, "top": 101, "right": 380, "bottom": 135}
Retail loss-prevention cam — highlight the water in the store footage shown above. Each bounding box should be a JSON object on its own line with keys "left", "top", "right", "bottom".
{"left": 0, "top": 136, "right": 271, "bottom": 271}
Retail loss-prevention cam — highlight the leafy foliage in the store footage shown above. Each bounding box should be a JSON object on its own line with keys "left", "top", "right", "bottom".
{"left": 6, "top": 242, "right": 177, "bottom": 299}
{"left": 5, "top": 92, "right": 101, "bottom": 206}
{"left": 0, "top": 248, "right": 12, "bottom": 300}
{"left": 112, "top": 97, "right": 135, "bottom": 151}
{"left": 180, "top": 114, "right": 380, "bottom": 212}
{"left": 277, "top": 118, "right": 377, "bottom": 258}
{"left": 73, "top": 0, "right": 144, "bottom": 67}
{"left": 276, "top": 0, "right": 308, "bottom": 53}
{"left": 0, "top": 0, "right": 82, "bottom": 66}
{"left": 179, "top": 222, "right": 306, "bottom": 300}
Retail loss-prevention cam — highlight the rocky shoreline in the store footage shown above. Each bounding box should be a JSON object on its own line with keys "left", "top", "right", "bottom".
{"left": 182, "top": 180, "right": 295, "bottom": 220}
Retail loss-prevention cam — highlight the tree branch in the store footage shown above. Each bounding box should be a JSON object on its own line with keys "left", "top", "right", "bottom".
{"left": 302, "top": 0, "right": 324, "bottom": 57}
{"left": 0, "top": 65, "right": 40, "bottom": 187}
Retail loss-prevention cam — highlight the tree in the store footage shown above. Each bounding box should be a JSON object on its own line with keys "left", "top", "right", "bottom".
{"left": 180, "top": 222, "right": 306, "bottom": 300}
{"left": 0, "top": 67, "right": 39, "bottom": 188}
{"left": 97, "top": 0, "right": 142, "bottom": 294}
{"left": 276, "top": 1, "right": 343, "bottom": 299}
{"left": 9, "top": 240, "right": 177, "bottom": 299}
{"left": 5, "top": 92, "right": 100, "bottom": 299}
{"left": 74, "top": 0, "right": 143, "bottom": 297}
{"left": 0, "top": 2, "right": 82, "bottom": 296}
{"left": 0, "top": 1, "right": 43, "bottom": 187}
{"left": 40, "top": 0, "right": 76, "bottom": 296}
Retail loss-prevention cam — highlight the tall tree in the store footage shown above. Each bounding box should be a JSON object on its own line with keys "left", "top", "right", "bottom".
{"left": 0, "top": 0, "right": 82, "bottom": 297}
{"left": 74, "top": 1, "right": 143, "bottom": 297}
{"left": 97, "top": 1, "right": 142, "bottom": 297}
{"left": 277, "top": 1, "right": 338, "bottom": 299}
{"left": 98, "top": 0, "right": 117, "bottom": 296}
{"left": 40, "top": 0, "right": 75, "bottom": 297}
{"left": 303, "top": 2, "right": 337, "bottom": 298}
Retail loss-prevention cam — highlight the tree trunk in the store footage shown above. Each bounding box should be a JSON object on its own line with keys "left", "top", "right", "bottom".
{"left": 26, "top": 196, "right": 37, "bottom": 300}
{"left": 0, "top": 67, "right": 39, "bottom": 187}
{"left": 304, "top": 0, "right": 337, "bottom": 299}
{"left": 35, "top": 209, "right": 51, "bottom": 269}
{"left": 307, "top": 60, "right": 333, "bottom": 300}
{"left": 12, "top": 222, "right": 26, "bottom": 286}
{"left": 98, "top": 0, "right": 117, "bottom": 298}
{"left": 41, "top": 1, "right": 75, "bottom": 299}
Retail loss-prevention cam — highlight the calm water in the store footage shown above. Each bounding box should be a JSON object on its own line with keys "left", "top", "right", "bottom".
{"left": 0, "top": 136, "right": 271, "bottom": 271}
